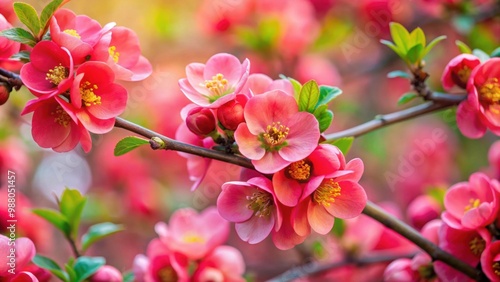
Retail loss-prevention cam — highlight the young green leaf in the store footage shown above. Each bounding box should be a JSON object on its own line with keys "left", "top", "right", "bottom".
{"left": 472, "top": 49, "right": 490, "bottom": 62}
{"left": 288, "top": 77, "right": 302, "bottom": 102}
{"left": 81, "top": 222, "right": 124, "bottom": 252}
{"left": 298, "top": 80, "right": 320, "bottom": 113}
{"left": 380, "top": 39, "right": 405, "bottom": 58}
{"left": 455, "top": 40, "right": 472, "bottom": 54}
{"left": 317, "top": 85, "right": 342, "bottom": 106}
{"left": 33, "top": 255, "right": 69, "bottom": 282}
{"left": 39, "top": 0, "right": 64, "bottom": 36}
{"left": 491, "top": 47, "right": 500, "bottom": 58}
{"left": 10, "top": 50, "right": 31, "bottom": 62}
{"left": 0, "top": 28, "right": 37, "bottom": 46}
{"left": 387, "top": 70, "right": 411, "bottom": 79}
{"left": 325, "top": 136, "right": 354, "bottom": 155}
{"left": 406, "top": 44, "right": 424, "bottom": 63}
{"left": 313, "top": 104, "right": 328, "bottom": 118}
{"left": 13, "top": 2, "right": 41, "bottom": 36}
{"left": 73, "top": 256, "right": 106, "bottom": 282}
{"left": 331, "top": 218, "right": 345, "bottom": 238}
{"left": 123, "top": 272, "right": 135, "bottom": 282}
{"left": 410, "top": 27, "right": 426, "bottom": 47}
{"left": 397, "top": 92, "right": 418, "bottom": 106}
{"left": 65, "top": 264, "right": 77, "bottom": 282}
{"left": 114, "top": 136, "right": 150, "bottom": 156}
{"left": 32, "top": 208, "right": 71, "bottom": 237}
{"left": 59, "top": 188, "right": 87, "bottom": 240}
{"left": 389, "top": 22, "right": 410, "bottom": 53}
{"left": 422, "top": 35, "right": 446, "bottom": 58}
{"left": 317, "top": 110, "right": 333, "bottom": 133}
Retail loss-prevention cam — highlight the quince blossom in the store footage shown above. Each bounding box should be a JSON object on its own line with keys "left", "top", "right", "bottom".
{"left": 481, "top": 241, "right": 500, "bottom": 281}
{"left": 441, "top": 54, "right": 480, "bottom": 91}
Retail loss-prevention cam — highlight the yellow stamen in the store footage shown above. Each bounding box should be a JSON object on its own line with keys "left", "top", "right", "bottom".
{"left": 46, "top": 64, "right": 68, "bottom": 85}
{"left": 263, "top": 122, "right": 289, "bottom": 146}
{"left": 493, "top": 262, "right": 500, "bottom": 276}
{"left": 63, "top": 29, "right": 81, "bottom": 39}
{"left": 479, "top": 78, "right": 500, "bottom": 104}
{"left": 286, "top": 160, "right": 312, "bottom": 182}
{"left": 182, "top": 233, "right": 205, "bottom": 243}
{"left": 80, "top": 81, "right": 101, "bottom": 107}
{"left": 202, "top": 73, "right": 229, "bottom": 99}
{"left": 464, "top": 198, "right": 481, "bottom": 212}
{"left": 469, "top": 236, "right": 486, "bottom": 256}
{"left": 158, "top": 266, "right": 178, "bottom": 282}
{"left": 246, "top": 190, "right": 273, "bottom": 218}
{"left": 456, "top": 66, "right": 472, "bottom": 85}
{"left": 313, "top": 179, "right": 341, "bottom": 207}
{"left": 51, "top": 105, "right": 71, "bottom": 127}
{"left": 108, "top": 46, "right": 120, "bottom": 63}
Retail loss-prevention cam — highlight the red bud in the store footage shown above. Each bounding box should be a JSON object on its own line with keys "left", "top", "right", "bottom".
{"left": 186, "top": 107, "right": 216, "bottom": 136}
{"left": 0, "top": 83, "right": 11, "bottom": 106}
{"left": 217, "top": 94, "right": 248, "bottom": 130}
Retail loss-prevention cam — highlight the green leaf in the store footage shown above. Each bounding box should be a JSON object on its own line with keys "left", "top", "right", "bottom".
{"left": 387, "top": 70, "right": 411, "bottom": 79}
{"left": 397, "top": 92, "right": 418, "bottom": 106}
{"left": 81, "top": 222, "right": 124, "bottom": 252}
{"left": 10, "top": 50, "right": 31, "bottom": 62}
{"left": 298, "top": 80, "right": 320, "bottom": 113}
{"left": 40, "top": 0, "right": 64, "bottom": 35}
{"left": 59, "top": 188, "right": 87, "bottom": 240}
{"left": 406, "top": 44, "right": 424, "bottom": 63}
{"left": 65, "top": 263, "right": 77, "bottom": 282}
{"left": 317, "top": 110, "right": 333, "bottom": 133}
{"left": 410, "top": 27, "right": 426, "bottom": 47}
{"left": 0, "top": 28, "right": 37, "bottom": 46}
{"left": 288, "top": 77, "right": 302, "bottom": 102}
{"left": 73, "top": 256, "right": 105, "bottom": 282}
{"left": 472, "top": 49, "right": 490, "bottom": 62}
{"left": 33, "top": 255, "right": 69, "bottom": 282}
{"left": 389, "top": 22, "right": 410, "bottom": 52}
{"left": 114, "top": 136, "right": 150, "bottom": 156}
{"left": 123, "top": 272, "right": 135, "bottom": 282}
{"left": 491, "top": 47, "right": 500, "bottom": 58}
{"left": 423, "top": 35, "right": 447, "bottom": 57}
{"left": 380, "top": 39, "right": 405, "bottom": 58}
{"left": 32, "top": 208, "right": 71, "bottom": 237}
{"left": 455, "top": 40, "right": 472, "bottom": 54}
{"left": 313, "top": 104, "right": 328, "bottom": 117}
{"left": 317, "top": 85, "right": 342, "bottom": 106}
{"left": 13, "top": 2, "right": 41, "bottom": 36}
{"left": 324, "top": 137, "right": 355, "bottom": 155}
{"left": 331, "top": 218, "right": 345, "bottom": 238}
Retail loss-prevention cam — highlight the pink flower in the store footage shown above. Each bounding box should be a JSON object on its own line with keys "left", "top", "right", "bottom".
{"left": 272, "top": 205, "right": 307, "bottom": 250}
{"left": 20, "top": 41, "right": 74, "bottom": 97}
{"left": 0, "top": 14, "right": 20, "bottom": 62}
{"left": 481, "top": 241, "right": 500, "bottom": 281}
{"left": 407, "top": 195, "right": 442, "bottom": 230}
{"left": 192, "top": 246, "right": 246, "bottom": 282}
{"left": 70, "top": 61, "right": 128, "bottom": 134}
{"left": 240, "top": 73, "right": 294, "bottom": 96}
{"left": 383, "top": 258, "right": 420, "bottom": 282}
{"left": 179, "top": 53, "right": 250, "bottom": 108}
{"left": 91, "top": 26, "right": 152, "bottom": 81}
{"left": 234, "top": 90, "right": 320, "bottom": 173}
{"left": 0, "top": 235, "right": 39, "bottom": 281}
{"left": 457, "top": 58, "right": 500, "bottom": 138}
{"left": 292, "top": 158, "right": 366, "bottom": 235}
{"left": 50, "top": 9, "right": 103, "bottom": 64}
{"left": 155, "top": 207, "right": 229, "bottom": 260}
{"left": 22, "top": 97, "right": 92, "bottom": 152}
{"left": 294, "top": 55, "right": 341, "bottom": 86}
{"left": 441, "top": 54, "right": 481, "bottom": 90}
{"left": 442, "top": 172, "right": 500, "bottom": 230}
{"left": 218, "top": 176, "right": 282, "bottom": 244}
{"left": 273, "top": 144, "right": 343, "bottom": 207}
{"left": 90, "top": 265, "right": 122, "bottom": 282}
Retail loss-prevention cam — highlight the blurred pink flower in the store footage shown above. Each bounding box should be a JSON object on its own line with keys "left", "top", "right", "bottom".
{"left": 90, "top": 265, "right": 122, "bottom": 282}
{"left": 91, "top": 26, "right": 152, "bottom": 81}
{"left": 192, "top": 246, "right": 246, "bottom": 282}
{"left": 383, "top": 258, "right": 419, "bottom": 282}
{"left": 179, "top": 53, "right": 250, "bottom": 108}
{"left": 441, "top": 54, "right": 480, "bottom": 91}
{"left": 240, "top": 73, "right": 294, "bottom": 96}
{"left": 407, "top": 195, "right": 442, "bottom": 230}
{"left": 442, "top": 172, "right": 500, "bottom": 230}
{"left": 50, "top": 9, "right": 103, "bottom": 64}
{"left": 20, "top": 40, "right": 74, "bottom": 97}
{"left": 457, "top": 58, "right": 500, "bottom": 138}
{"left": 218, "top": 176, "right": 281, "bottom": 244}
{"left": 234, "top": 90, "right": 319, "bottom": 173}
{"left": 480, "top": 240, "right": 500, "bottom": 281}
{"left": 294, "top": 55, "right": 341, "bottom": 86}
{"left": 273, "top": 144, "right": 343, "bottom": 207}
{"left": 70, "top": 61, "right": 128, "bottom": 134}
{"left": 291, "top": 158, "right": 366, "bottom": 235}
{"left": 155, "top": 207, "right": 229, "bottom": 260}
{"left": 0, "top": 0, "right": 15, "bottom": 24}
{"left": 0, "top": 235, "right": 46, "bottom": 282}
{"left": 0, "top": 14, "right": 20, "bottom": 63}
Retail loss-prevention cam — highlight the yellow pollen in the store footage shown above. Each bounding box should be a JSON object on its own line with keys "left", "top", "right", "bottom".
{"left": 51, "top": 105, "right": 71, "bottom": 127}
{"left": 108, "top": 46, "right": 120, "bottom": 63}
{"left": 202, "top": 73, "right": 229, "bottom": 98}
{"left": 464, "top": 198, "right": 481, "bottom": 212}
{"left": 182, "top": 233, "right": 205, "bottom": 244}
{"left": 158, "top": 266, "right": 178, "bottom": 282}
{"left": 286, "top": 160, "right": 312, "bottom": 182}
{"left": 80, "top": 81, "right": 101, "bottom": 107}
{"left": 246, "top": 190, "right": 273, "bottom": 218}
{"left": 63, "top": 29, "right": 81, "bottom": 39}
{"left": 469, "top": 236, "right": 486, "bottom": 256}
{"left": 493, "top": 262, "right": 500, "bottom": 276}
{"left": 45, "top": 64, "right": 68, "bottom": 85}
{"left": 263, "top": 122, "right": 289, "bottom": 146}
{"left": 456, "top": 66, "right": 471, "bottom": 84}
{"left": 479, "top": 78, "right": 500, "bottom": 105}
{"left": 313, "top": 179, "right": 341, "bottom": 207}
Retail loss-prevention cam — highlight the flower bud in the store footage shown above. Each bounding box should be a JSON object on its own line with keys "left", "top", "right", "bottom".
{"left": 90, "top": 265, "right": 123, "bottom": 282}
{"left": 407, "top": 195, "right": 441, "bottom": 230}
{"left": 186, "top": 107, "right": 216, "bottom": 136}
{"left": 217, "top": 94, "right": 248, "bottom": 130}
{"left": 0, "top": 82, "right": 12, "bottom": 106}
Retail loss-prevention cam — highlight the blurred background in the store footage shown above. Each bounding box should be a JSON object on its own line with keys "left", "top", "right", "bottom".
{"left": 1, "top": 0, "right": 499, "bottom": 280}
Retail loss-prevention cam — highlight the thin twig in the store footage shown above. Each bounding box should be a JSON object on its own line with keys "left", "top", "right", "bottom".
{"left": 66, "top": 236, "right": 81, "bottom": 258}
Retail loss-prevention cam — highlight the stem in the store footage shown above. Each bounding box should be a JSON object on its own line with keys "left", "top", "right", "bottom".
{"left": 66, "top": 236, "right": 81, "bottom": 258}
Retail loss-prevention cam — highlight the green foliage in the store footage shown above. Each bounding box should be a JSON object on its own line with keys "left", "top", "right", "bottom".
{"left": 455, "top": 40, "right": 472, "bottom": 54}
{"left": 323, "top": 137, "right": 354, "bottom": 155}
{"left": 33, "top": 255, "right": 69, "bottom": 282}
{"left": 33, "top": 255, "right": 105, "bottom": 282}
{"left": 397, "top": 92, "right": 418, "bottom": 106}
{"left": 491, "top": 47, "right": 500, "bottom": 58}
{"left": 32, "top": 208, "right": 71, "bottom": 237}
{"left": 0, "top": 28, "right": 37, "bottom": 46}
{"left": 10, "top": 50, "right": 31, "bottom": 62}
{"left": 73, "top": 257, "right": 106, "bottom": 282}
{"left": 472, "top": 48, "right": 490, "bottom": 62}
{"left": 81, "top": 223, "right": 124, "bottom": 252}
{"left": 298, "top": 80, "right": 320, "bottom": 113}
{"left": 13, "top": 2, "right": 41, "bottom": 36}
{"left": 387, "top": 70, "right": 411, "bottom": 79}
{"left": 114, "top": 136, "right": 150, "bottom": 156}
{"left": 331, "top": 218, "right": 345, "bottom": 238}
{"left": 39, "top": 0, "right": 64, "bottom": 36}
{"left": 60, "top": 189, "right": 87, "bottom": 240}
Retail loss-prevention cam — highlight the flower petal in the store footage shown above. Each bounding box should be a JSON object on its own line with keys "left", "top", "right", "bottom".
{"left": 218, "top": 182, "right": 255, "bottom": 222}
{"left": 252, "top": 151, "right": 290, "bottom": 174}
{"left": 307, "top": 201, "right": 335, "bottom": 235}
{"left": 272, "top": 170, "right": 303, "bottom": 207}
{"left": 325, "top": 181, "right": 367, "bottom": 219}
{"left": 457, "top": 101, "right": 486, "bottom": 138}
{"left": 235, "top": 215, "right": 274, "bottom": 244}
{"left": 234, "top": 123, "right": 265, "bottom": 160}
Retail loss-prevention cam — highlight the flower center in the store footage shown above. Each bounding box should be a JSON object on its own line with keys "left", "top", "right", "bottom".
{"left": 285, "top": 160, "right": 312, "bottom": 182}
{"left": 494, "top": 262, "right": 500, "bottom": 276}
{"left": 262, "top": 122, "right": 289, "bottom": 149}
{"left": 479, "top": 78, "right": 500, "bottom": 105}
{"left": 46, "top": 64, "right": 68, "bottom": 86}
{"left": 80, "top": 81, "right": 101, "bottom": 107}
{"left": 464, "top": 198, "right": 481, "bottom": 212}
{"left": 452, "top": 66, "right": 472, "bottom": 88}
{"left": 63, "top": 29, "right": 81, "bottom": 39}
{"left": 182, "top": 233, "right": 205, "bottom": 244}
{"left": 313, "top": 179, "right": 341, "bottom": 207}
{"left": 158, "top": 266, "right": 178, "bottom": 282}
{"left": 246, "top": 190, "right": 273, "bottom": 218}
{"left": 108, "top": 46, "right": 120, "bottom": 63}
{"left": 203, "top": 73, "right": 229, "bottom": 101}
{"left": 51, "top": 105, "right": 71, "bottom": 127}
{"left": 469, "top": 236, "right": 486, "bottom": 256}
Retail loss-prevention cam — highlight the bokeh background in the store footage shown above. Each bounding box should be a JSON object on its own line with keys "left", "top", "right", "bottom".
{"left": 1, "top": 0, "right": 499, "bottom": 280}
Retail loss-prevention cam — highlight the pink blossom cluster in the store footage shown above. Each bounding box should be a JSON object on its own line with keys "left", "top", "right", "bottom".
{"left": 178, "top": 53, "right": 367, "bottom": 250}
{"left": 133, "top": 207, "right": 245, "bottom": 282}
{"left": 441, "top": 54, "right": 500, "bottom": 138}
{"left": 18, "top": 8, "right": 152, "bottom": 152}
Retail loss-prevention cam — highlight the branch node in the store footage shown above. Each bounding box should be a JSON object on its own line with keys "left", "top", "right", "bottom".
{"left": 150, "top": 136, "right": 166, "bottom": 150}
